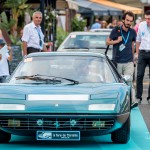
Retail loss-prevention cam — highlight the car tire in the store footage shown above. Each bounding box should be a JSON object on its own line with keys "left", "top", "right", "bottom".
{"left": 0, "top": 130, "right": 11, "bottom": 143}
{"left": 111, "top": 116, "right": 130, "bottom": 143}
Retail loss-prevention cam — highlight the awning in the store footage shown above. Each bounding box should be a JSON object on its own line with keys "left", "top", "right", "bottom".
{"left": 66, "top": 0, "right": 78, "bottom": 11}
{"left": 56, "top": 0, "right": 78, "bottom": 11}
{"left": 78, "top": 6, "right": 93, "bottom": 15}
{"left": 90, "top": 0, "right": 143, "bottom": 14}
{"left": 74, "top": 0, "right": 122, "bottom": 16}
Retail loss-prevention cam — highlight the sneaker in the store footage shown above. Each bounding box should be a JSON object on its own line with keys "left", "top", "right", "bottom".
{"left": 131, "top": 102, "right": 138, "bottom": 109}
{"left": 137, "top": 98, "right": 142, "bottom": 104}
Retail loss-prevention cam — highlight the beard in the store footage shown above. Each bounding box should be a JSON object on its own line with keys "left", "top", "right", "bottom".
{"left": 123, "top": 21, "right": 131, "bottom": 28}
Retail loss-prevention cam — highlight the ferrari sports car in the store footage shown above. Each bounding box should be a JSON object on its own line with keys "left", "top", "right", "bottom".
{"left": 0, "top": 52, "right": 131, "bottom": 143}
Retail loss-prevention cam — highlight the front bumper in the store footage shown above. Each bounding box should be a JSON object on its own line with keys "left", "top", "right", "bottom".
{"left": 0, "top": 112, "right": 130, "bottom": 136}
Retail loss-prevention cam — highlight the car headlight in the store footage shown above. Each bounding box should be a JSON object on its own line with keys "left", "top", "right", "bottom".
{"left": 88, "top": 104, "right": 115, "bottom": 111}
{"left": 0, "top": 104, "right": 25, "bottom": 110}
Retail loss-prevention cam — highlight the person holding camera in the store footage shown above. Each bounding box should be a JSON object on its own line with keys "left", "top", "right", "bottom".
{"left": 0, "top": 39, "right": 12, "bottom": 83}
{"left": 106, "top": 11, "right": 137, "bottom": 109}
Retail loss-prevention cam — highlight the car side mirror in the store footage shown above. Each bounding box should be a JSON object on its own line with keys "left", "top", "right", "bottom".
{"left": 122, "top": 75, "right": 132, "bottom": 84}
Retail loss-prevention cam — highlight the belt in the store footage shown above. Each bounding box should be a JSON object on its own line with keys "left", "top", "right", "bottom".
{"left": 140, "top": 50, "right": 150, "bottom": 53}
{"left": 27, "top": 47, "right": 40, "bottom": 54}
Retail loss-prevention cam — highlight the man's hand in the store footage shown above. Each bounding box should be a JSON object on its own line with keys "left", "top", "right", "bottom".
{"left": 134, "top": 53, "right": 138, "bottom": 64}
{"left": 7, "top": 46, "right": 13, "bottom": 61}
{"left": 7, "top": 46, "right": 12, "bottom": 51}
{"left": 117, "top": 36, "right": 122, "bottom": 43}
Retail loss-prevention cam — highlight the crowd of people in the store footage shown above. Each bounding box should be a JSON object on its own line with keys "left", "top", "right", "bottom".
{"left": 90, "top": 10, "right": 150, "bottom": 107}
{"left": 106, "top": 10, "right": 150, "bottom": 107}
{"left": 0, "top": 10, "right": 150, "bottom": 108}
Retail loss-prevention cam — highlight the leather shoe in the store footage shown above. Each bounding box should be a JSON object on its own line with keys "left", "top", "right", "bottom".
{"left": 131, "top": 102, "right": 138, "bottom": 109}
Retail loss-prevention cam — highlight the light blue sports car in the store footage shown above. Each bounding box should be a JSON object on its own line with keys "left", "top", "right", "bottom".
{"left": 0, "top": 52, "right": 131, "bottom": 143}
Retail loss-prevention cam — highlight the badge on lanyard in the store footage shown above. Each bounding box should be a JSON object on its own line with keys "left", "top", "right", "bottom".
{"left": 119, "top": 44, "right": 125, "bottom": 51}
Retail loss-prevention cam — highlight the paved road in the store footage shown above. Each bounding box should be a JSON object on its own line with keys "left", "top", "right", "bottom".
{"left": 137, "top": 66, "right": 150, "bottom": 131}
{"left": 1, "top": 108, "right": 150, "bottom": 150}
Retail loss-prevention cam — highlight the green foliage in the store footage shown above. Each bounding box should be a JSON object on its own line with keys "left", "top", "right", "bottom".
{"left": 71, "top": 16, "right": 87, "bottom": 31}
{"left": 44, "top": 6, "right": 55, "bottom": 31}
{"left": 56, "top": 27, "right": 69, "bottom": 48}
{"left": 0, "top": 12, "right": 16, "bottom": 31}
{"left": 4, "top": 0, "right": 31, "bottom": 37}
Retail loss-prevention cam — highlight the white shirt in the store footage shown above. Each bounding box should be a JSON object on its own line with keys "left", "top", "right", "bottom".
{"left": 136, "top": 21, "right": 150, "bottom": 50}
{"left": 22, "top": 22, "right": 44, "bottom": 50}
{"left": 0, "top": 53, "right": 9, "bottom": 76}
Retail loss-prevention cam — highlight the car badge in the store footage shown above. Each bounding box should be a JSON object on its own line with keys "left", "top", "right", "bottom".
{"left": 54, "top": 121, "right": 60, "bottom": 128}
{"left": 55, "top": 104, "right": 59, "bottom": 107}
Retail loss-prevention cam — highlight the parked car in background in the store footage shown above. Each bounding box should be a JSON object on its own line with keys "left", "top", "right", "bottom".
{"left": 90, "top": 28, "right": 112, "bottom": 33}
{"left": 0, "top": 52, "right": 131, "bottom": 143}
{"left": 57, "top": 31, "right": 112, "bottom": 59}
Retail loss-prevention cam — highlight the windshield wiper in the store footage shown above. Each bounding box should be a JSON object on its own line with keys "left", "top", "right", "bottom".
{"left": 53, "top": 76, "right": 79, "bottom": 84}
{"left": 15, "top": 75, "right": 79, "bottom": 85}
{"left": 63, "top": 47, "right": 78, "bottom": 49}
{"left": 15, "top": 75, "right": 61, "bottom": 84}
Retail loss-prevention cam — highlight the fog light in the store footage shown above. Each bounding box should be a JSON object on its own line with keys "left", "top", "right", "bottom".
{"left": 8, "top": 119, "right": 20, "bottom": 127}
{"left": 92, "top": 121, "right": 105, "bottom": 128}
{"left": 37, "top": 119, "right": 43, "bottom": 126}
{"left": 70, "top": 119, "right": 77, "bottom": 127}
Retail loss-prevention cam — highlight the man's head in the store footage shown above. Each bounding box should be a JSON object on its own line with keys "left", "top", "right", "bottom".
{"left": 32, "top": 11, "right": 42, "bottom": 26}
{"left": 0, "top": 39, "right": 5, "bottom": 48}
{"left": 122, "top": 11, "right": 134, "bottom": 28}
{"left": 145, "top": 10, "right": 150, "bottom": 27}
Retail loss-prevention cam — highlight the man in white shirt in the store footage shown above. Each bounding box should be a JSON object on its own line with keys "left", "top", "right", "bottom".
{"left": 136, "top": 10, "right": 150, "bottom": 103}
{"left": 0, "top": 39, "right": 12, "bottom": 83}
{"left": 22, "top": 11, "right": 47, "bottom": 56}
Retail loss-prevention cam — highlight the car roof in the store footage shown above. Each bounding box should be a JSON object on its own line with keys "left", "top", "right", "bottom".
{"left": 68, "top": 31, "right": 110, "bottom": 35}
{"left": 26, "top": 51, "right": 106, "bottom": 58}
{"left": 90, "top": 29, "right": 112, "bottom": 32}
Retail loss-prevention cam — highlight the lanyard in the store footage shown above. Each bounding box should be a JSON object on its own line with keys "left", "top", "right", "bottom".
{"left": 147, "top": 25, "right": 150, "bottom": 33}
{"left": 120, "top": 26, "right": 130, "bottom": 45}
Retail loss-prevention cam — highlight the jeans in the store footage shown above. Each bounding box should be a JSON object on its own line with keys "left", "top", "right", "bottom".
{"left": 136, "top": 51, "right": 150, "bottom": 99}
{"left": 0, "top": 76, "right": 7, "bottom": 83}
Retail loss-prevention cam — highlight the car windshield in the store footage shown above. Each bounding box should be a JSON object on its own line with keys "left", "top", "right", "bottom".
{"left": 9, "top": 55, "right": 116, "bottom": 84}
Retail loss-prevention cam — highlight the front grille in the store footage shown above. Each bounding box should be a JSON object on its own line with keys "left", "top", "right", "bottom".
{"left": 0, "top": 117, "right": 115, "bottom": 131}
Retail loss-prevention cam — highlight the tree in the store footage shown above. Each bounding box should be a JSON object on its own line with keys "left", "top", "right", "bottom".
{"left": 4, "top": 0, "right": 31, "bottom": 37}
{"left": 0, "top": 12, "right": 16, "bottom": 32}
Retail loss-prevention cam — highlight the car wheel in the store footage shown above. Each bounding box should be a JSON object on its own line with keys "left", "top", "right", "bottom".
{"left": 0, "top": 130, "right": 11, "bottom": 143}
{"left": 111, "top": 116, "right": 130, "bottom": 143}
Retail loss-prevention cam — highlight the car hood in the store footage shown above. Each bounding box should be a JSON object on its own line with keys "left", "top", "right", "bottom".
{"left": 0, "top": 83, "right": 129, "bottom": 113}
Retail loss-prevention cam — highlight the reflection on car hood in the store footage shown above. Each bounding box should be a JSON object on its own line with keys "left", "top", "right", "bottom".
{"left": 0, "top": 83, "right": 128, "bottom": 113}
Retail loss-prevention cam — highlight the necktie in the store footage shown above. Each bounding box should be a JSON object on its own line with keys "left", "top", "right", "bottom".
{"left": 36, "top": 27, "right": 42, "bottom": 47}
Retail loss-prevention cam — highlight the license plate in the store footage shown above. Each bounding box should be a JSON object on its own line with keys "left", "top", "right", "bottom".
{"left": 36, "top": 131, "right": 80, "bottom": 141}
